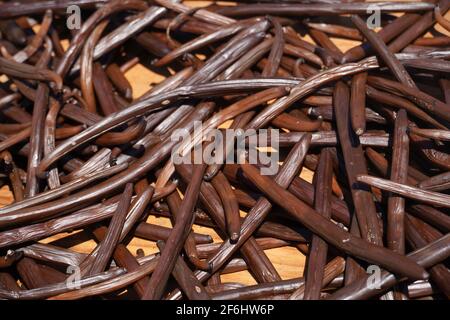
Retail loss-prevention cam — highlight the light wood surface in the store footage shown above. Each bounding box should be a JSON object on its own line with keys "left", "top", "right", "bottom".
{"left": 0, "top": 0, "right": 448, "bottom": 288}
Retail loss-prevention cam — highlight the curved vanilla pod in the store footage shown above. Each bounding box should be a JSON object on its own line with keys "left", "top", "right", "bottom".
{"left": 0, "top": 184, "right": 169, "bottom": 248}
{"left": 365, "top": 85, "right": 446, "bottom": 130}
{"left": 409, "top": 126, "right": 450, "bottom": 142}
{"left": 418, "top": 171, "right": 450, "bottom": 192}
{"left": 49, "top": 257, "right": 159, "bottom": 300}
{"left": 105, "top": 63, "right": 133, "bottom": 100}
{"left": 95, "top": 120, "right": 146, "bottom": 146}
{"left": 350, "top": 72, "right": 367, "bottom": 135}
{"left": 85, "top": 183, "right": 133, "bottom": 275}
{"left": 334, "top": 81, "right": 382, "bottom": 245}
{"left": 0, "top": 103, "right": 214, "bottom": 228}
{"left": 342, "top": 13, "right": 420, "bottom": 63}
{"left": 218, "top": 38, "right": 273, "bottom": 80}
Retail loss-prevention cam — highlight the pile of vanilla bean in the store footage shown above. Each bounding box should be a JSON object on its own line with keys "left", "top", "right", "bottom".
{"left": 0, "top": 0, "right": 448, "bottom": 300}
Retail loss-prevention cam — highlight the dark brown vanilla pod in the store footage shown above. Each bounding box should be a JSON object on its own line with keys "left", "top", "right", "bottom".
{"left": 142, "top": 163, "right": 207, "bottom": 300}
{"left": 306, "top": 22, "right": 362, "bottom": 41}
{"left": 25, "top": 84, "right": 49, "bottom": 198}
{"left": 202, "top": 134, "right": 311, "bottom": 279}
{"left": 388, "top": 0, "right": 450, "bottom": 54}
{"left": 92, "top": 63, "right": 121, "bottom": 115}
{"left": 409, "top": 126, "right": 450, "bottom": 142}
{"left": 12, "top": 10, "right": 52, "bottom": 63}
{"left": 333, "top": 81, "right": 382, "bottom": 245}
{"left": 0, "top": 268, "right": 125, "bottom": 300}
{"left": 406, "top": 215, "right": 450, "bottom": 298}
{"left": 328, "top": 233, "right": 450, "bottom": 300}
{"left": 50, "top": 257, "right": 160, "bottom": 300}
{"left": 154, "top": 19, "right": 256, "bottom": 67}
{"left": 262, "top": 17, "right": 284, "bottom": 77}
{"left": 0, "top": 1, "right": 109, "bottom": 18}
{"left": 387, "top": 109, "right": 409, "bottom": 254}
{"left": 418, "top": 171, "right": 450, "bottom": 192}
{"left": 308, "top": 28, "right": 343, "bottom": 63}
{"left": 240, "top": 163, "right": 427, "bottom": 280}
{"left": 387, "top": 109, "right": 410, "bottom": 299}
{"left": 351, "top": 15, "right": 417, "bottom": 89}
{"left": 271, "top": 112, "right": 322, "bottom": 132}
{"left": 0, "top": 19, "right": 27, "bottom": 45}
{"left": 135, "top": 222, "right": 212, "bottom": 244}
{"left": 246, "top": 57, "right": 379, "bottom": 130}
{"left": 365, "top": 85, "right": 446, "bottom": 129}
{"left": 155, "top": 0, "right": 235, "bottom": 26}
{"left": 290, "top": 256, "right": 346, "bottom": 300}
{"left": 0, "top": 151, "right": 24, "bottom": 201}
{"left": 303, "top": 148, "right": 333, "bottom": 300}
{"left": 0, "top": 0, "right": 449, "bottom": 300}
{"left": 162, "top": 184, "right": 210, "bottom": 272}
{"left": 154, "top": 17, "right": 218, "bottom": 35}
